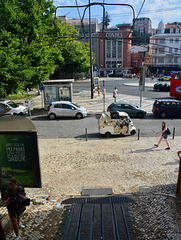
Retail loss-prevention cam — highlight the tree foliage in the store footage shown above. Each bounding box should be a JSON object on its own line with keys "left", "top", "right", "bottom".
{"left": 0, "top": 0, "right": 91, "bottom": 96}
{"left": 102, "top": 11, "right": 111, "bottom": 29}
{"left": 132, "top": 30, "right": 151, "bottom": 45}
{"left": 52, "top": 20, "right": 91, "bottom": 77}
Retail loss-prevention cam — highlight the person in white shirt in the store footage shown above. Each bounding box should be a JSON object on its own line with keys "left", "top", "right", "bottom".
{"left": 113, "top": 87, "right": 118, "bottom": 102}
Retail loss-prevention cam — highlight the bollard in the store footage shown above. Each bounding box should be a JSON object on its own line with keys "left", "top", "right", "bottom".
{"left": 172, "top": 127, "right": 175, "bottom": 139}
{"left": 138, "top": 129, "right": 140, "bottom": 140}
{"left": 85, "top": 128, "right": 88, "bottom": 141}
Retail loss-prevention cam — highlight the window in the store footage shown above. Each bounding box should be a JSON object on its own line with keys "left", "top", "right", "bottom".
{"left": 106, "top": 41, "right": 111, "bottom": 58}
{"left": 170, "top": 38, "right": 173, "bottom": 43}
{"left": 118, "top": 41, "right": 122, "bottom": 58}
{"left": 159, "top": 39, "right": 165, "bottom": 44}
{"left": 175, "top": 38, "right": 179, "bottom": 44}
{"left": 100, "top": 40, "right": 103, "bottom": 66}
{"left": 112, "top": 41, "right": 116, "bottom": 58}
{"left": 171, "top": 102, "right": 177, "bottom": 108}
{"left": 177, "top": 102, "right": 181, "bottom": 108}
{"left": 169, "top": 47, "right": 172, "bottom": 53}
{"left": 158, "top": 57, "right": 164, "bottom": 63}
{"left": 62, "top": 104, "right": 72, "bottom": 109}
{"left": 54, "top": 104, "right": 62, "bottom": 108}
{"left": 175, "top": 48, "right": 178, "bottom": 53}
{"left": 159, "top": 48, "right": 164, "bottom": 54}
{"left": 167, "top": 58, "right": 172, "bottom": 63}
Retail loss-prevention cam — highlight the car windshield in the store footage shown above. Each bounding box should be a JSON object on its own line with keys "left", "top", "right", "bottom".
{"left": 72, "top": 103, "right": 80, "bottom": 108}
{"left": 7, "top": 100, "right": 18, "bottom": 108}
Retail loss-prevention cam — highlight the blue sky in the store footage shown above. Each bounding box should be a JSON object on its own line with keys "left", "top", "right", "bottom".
{"left": 53, "top": 0, "right": 181, "bottom": 29}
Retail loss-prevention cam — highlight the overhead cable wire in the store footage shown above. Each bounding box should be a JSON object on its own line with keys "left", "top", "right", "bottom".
{"left": 126, "top": 0, "right": 146, "bottom": 39}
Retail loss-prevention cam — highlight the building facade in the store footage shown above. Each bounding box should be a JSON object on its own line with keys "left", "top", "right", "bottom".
{"left": 131, "top": 45, "right": 149, "bottom": 74}
{"left": 147, "top": 21, "right": 181, "bottom": 75}
{"left": 60, "top": 17, "right": 133, "bottom": 77}
{"left": 98, "top": 24, "right": 132, "bottom": 77}
{"left": 133, "top": 18, "right": 152, "bottom": 35}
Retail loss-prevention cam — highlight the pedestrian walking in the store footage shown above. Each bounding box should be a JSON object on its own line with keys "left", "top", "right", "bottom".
{"left": 154, "top": 121, "right": 170, "bottom": 150}
{"left": 113, "top": 87, "right": 118, "bottom": 102}
{"left": 5, "top": 177, "right": 28, "bottom": 240}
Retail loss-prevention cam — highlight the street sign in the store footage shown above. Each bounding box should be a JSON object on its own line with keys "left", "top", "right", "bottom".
{"left": 139, "top": 66, "right": 145, "bottom": 92}
{"left": 94, "top": 77, "right": 99, "bottom": 88}
{"left": 39, "top": 83, "right": 44, "bottom": 91}
{"left": 25, "top": 98, "right": 34, "bottom": 109}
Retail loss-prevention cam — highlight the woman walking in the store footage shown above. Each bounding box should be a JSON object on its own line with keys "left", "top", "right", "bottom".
{"left": 5, "top": 177, "right": 27, "bottom": 240}
{"left": 154, "top": 121, "right": 170, "bottom": 150}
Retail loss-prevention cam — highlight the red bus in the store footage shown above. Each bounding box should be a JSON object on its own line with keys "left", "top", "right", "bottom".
{"left": 170, "top": 72, "right": 181, "bottom": 99}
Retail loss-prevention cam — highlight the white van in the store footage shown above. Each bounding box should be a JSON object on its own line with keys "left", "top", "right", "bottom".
{"left": 98, "top": 112, "right": 136, "bottom": 138}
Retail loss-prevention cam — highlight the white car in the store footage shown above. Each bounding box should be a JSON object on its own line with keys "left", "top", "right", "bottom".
{"left": 98, "top": 112, "right": 136, "bottom": 138}
{"left": 0, "top": 100, "right": 28, "bottom": 115}
{"left": 48, "top": 101, "right": 87, "bottom": 120}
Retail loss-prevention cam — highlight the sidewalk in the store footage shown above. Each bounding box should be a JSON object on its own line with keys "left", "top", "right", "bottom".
{"left": 2, "top": 81, "right": 181, "bottom": 240}
{"left": 27, "top": 79, "right": 155, "bottom": 115}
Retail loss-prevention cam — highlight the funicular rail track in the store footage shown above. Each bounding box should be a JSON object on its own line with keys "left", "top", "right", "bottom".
{"left": 54, "top": 196, "right": 137, "bottom": 240}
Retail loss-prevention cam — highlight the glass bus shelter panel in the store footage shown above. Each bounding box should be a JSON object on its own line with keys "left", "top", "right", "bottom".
{"left": 44, "top": 86, "right": 58, "bottom": 105}
{"left": 59, "top": 86, "right": 71, "bottom": 101}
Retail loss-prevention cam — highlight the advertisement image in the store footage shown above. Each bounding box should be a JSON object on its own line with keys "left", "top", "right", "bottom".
{"left": 0, "top": 132, "right": 41, "bottom": 189}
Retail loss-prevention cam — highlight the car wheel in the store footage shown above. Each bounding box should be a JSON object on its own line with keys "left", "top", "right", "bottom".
{"left": 111, "top": 112, "right": 118, "bottom": 119}
{"left": 105, "top": 132, "right": 111, "bottom": 138}
{"left": 19, "top": 112, "right": 24, "bottom": 116}
{"left": 76, "top": 112, "right": 83, "bottom": 119}
{"left": 130, "top": 130, "right": 136, "bottom": 135}
{"left": 160, "top": 112, "right": 167, "bottom": 118}
{"left": 49, "top": 113, "right": 56, "bottom": 120}
{"left": 137, "top": 112, "right": 144, "bottom": 118}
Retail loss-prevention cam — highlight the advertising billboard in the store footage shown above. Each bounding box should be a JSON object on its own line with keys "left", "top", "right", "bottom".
{"left": 0, "top": 131, "right": 41, "bottom": 189}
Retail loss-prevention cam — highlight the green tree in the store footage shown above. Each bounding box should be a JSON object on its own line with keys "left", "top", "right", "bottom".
{"left": 0, "top": 0, "right": 91, "bottom": 96}
{"left": 102, "top": 11, "right": 111, "bottom": 29}
{"left": 52, "top": 20, "right": 91, "bottom": 77}
{"left": 132, "top": 30, "right": 151, "bottom": 45}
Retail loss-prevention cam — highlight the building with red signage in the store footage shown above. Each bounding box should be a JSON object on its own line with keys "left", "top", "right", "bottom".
{"left": 97, "top": 24, "right": 132, "bottom": 77}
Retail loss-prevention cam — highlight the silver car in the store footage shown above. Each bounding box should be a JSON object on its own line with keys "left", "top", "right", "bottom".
{"left": 48, "top": 101, "right": 87, "bottom": 120}
{"left": 0, "top": 100, "right": 28, "bottom": 115}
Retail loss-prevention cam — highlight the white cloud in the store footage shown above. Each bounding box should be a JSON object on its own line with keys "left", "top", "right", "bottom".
{"left": 53, "top": 0, "right": 181, "bottom": 28}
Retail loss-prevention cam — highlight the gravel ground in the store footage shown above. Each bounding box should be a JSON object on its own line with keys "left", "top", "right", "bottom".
{"left": 4, "top": 137, "right": 181, "bottom": 239}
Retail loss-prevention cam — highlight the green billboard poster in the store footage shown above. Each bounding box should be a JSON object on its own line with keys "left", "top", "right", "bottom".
{"left": 0, "top": 131, "right": 41, "bottom": 189}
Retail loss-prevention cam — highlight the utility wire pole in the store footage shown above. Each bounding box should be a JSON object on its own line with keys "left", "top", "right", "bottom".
{"left": 89, "top": 0, "right": 94, "bottom": 99}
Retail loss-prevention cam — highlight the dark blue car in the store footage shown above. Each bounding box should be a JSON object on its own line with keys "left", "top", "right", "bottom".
{"left": 152, "top": 99, "right": 181, "bottom": 118}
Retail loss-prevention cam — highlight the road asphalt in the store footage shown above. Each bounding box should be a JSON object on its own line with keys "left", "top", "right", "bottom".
{"left": 29, "top": 78, "right": 155, "bottom": 115}
{"left": 1, "top": 79, "right": 181, "bottom": 240}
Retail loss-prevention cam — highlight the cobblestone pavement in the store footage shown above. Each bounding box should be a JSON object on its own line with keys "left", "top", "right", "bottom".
{"left": 1, "top": 79, "right": 181, "bottom": 239}
{"left": 2, "top": 136, "right": 181, "bottom": 240}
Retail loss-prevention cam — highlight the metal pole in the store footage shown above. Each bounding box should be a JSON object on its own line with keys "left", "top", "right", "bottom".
{"left": 138, "top": 129, "right": 140, "bottom": 140}
{"left": 140, "top": 91, "right": 142, "bottom": 108}
{"left": 173, "top": 127, "right": 175, "bottom": 139}
{"left": 89, "top": 0, "right": 94, "bottom": 99}
{"left": 85, "top": 128, "right": 88, "bottom": 141}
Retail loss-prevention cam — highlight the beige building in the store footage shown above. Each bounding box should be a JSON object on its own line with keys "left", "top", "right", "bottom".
{"left": 148, "top": 21, "right": 181, "bottom": 75}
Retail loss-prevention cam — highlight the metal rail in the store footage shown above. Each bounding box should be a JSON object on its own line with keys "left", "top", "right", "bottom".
{"left": 60, "top": 202, "right": 135, "bottom": 240}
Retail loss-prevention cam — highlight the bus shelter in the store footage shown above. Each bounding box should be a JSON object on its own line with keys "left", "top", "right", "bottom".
{"left": 43, "top": 79, "right": 74, "bottom": 110}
